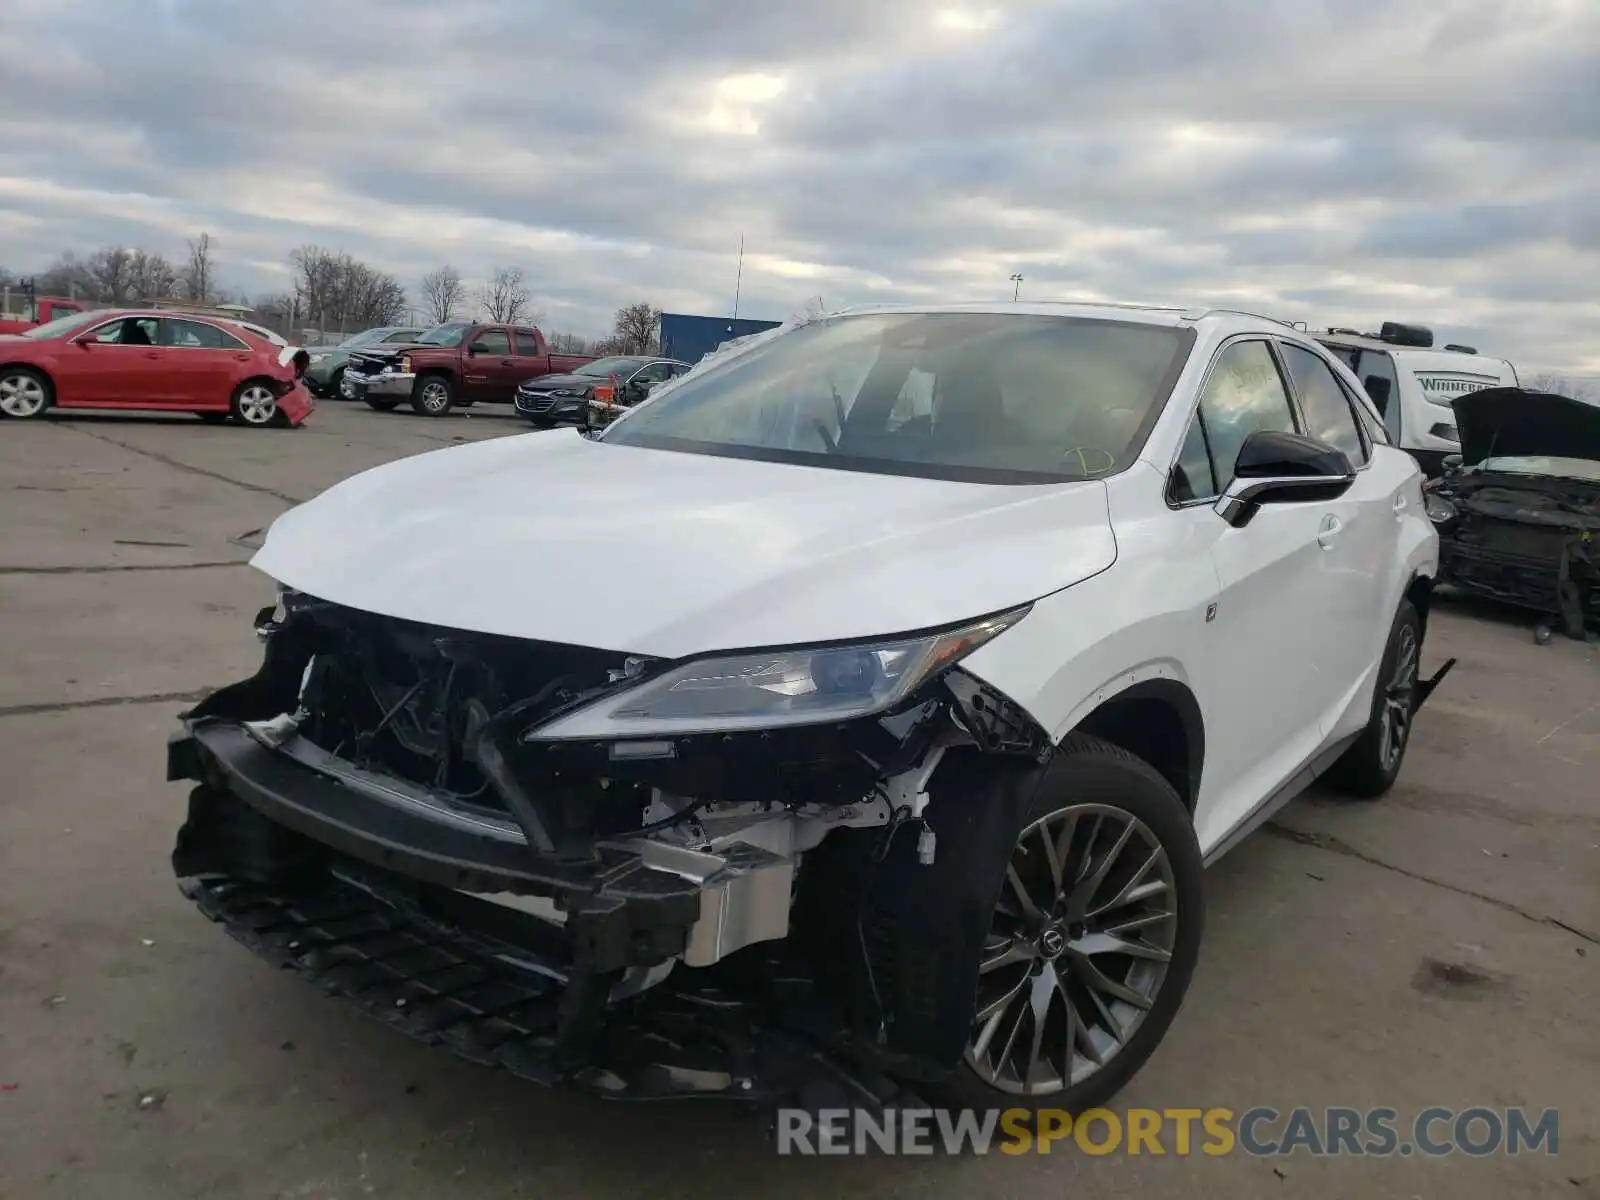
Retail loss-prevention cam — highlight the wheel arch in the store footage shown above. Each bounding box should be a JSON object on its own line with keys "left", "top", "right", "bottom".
{"left": 1405, "top": 571, "right": 1434, "bottom": 636}
{"left": 1067, "top": 677, "right": 1205, "bottom": 814}
{"left": 0, "top": 361, "right": 56, "bottom": 396}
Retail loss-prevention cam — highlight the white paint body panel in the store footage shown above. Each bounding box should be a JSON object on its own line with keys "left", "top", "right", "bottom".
{"left": 253, "top": 428, "right": 1117, "bottom": 659}
{"left": 251, "top": 304, "right": 1441, "bottom": 860}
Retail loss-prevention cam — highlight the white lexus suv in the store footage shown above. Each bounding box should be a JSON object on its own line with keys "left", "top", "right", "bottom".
{"left": 169, "top": 303, "right": 1448, "bottom": 1117}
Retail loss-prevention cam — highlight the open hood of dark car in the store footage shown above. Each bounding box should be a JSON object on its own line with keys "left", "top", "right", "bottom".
{"left": 1452, "top": 387, "right": 1600, "bottom": 467}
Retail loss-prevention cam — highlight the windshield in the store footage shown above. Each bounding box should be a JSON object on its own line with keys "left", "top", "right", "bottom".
{"left": 577, "top": 356, "right": 647, "bottom": 378}
{"left": 20, "top": 309, "right": 105, "bottom": 340}
{"left": 602, "top": 313, "right": 1193, "bottom": 483}
{"left": 1481, "top": 455, "right": 1600, "bottom": 484}
{"left": 415, "top": 322, "right": 472, "bottom": 347}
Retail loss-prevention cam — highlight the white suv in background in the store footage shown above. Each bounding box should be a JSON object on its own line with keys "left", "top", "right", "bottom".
{"left": 171, "top": 303, "right": 1451, "bottom": 1117}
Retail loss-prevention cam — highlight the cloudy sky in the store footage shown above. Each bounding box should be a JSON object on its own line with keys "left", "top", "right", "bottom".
{"left": 1, "top": 0, "right": 1596, "bottom": 372}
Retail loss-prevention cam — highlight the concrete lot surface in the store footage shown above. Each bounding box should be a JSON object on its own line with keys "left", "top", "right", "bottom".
{"left": 1, "top": 404, "right": 1595, "bottom": 1198}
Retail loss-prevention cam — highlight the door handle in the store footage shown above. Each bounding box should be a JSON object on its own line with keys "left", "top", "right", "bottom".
{"left": 1393, "top": 494, "right": 1408, "bottom": 521}
{"left": 1317, "top": 514, "right": 1342, "bottom": 551}
{"left": 145, "top": 352, "right": 160, "bottom": 360}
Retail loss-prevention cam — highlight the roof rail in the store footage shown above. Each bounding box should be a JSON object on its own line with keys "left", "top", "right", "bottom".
{"left": 1200, "top": 308, "right": 1299, "bottom": 328}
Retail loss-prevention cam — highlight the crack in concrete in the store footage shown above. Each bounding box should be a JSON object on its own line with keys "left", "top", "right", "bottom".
{"left": 0, "top": 688, "right": 212, "bottom": 719}
{"left": 0, "top": 560, "right": 250, "bottom": 576}
{"left": 63, "top": 424, "right": 306, "bottom": 505}
{"left": 1265, "top": 822, "right": 1600, "bottom": 946}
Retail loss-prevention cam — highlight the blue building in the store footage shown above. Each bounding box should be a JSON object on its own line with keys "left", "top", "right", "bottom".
{"left": 659, "top": 313, "right": 782, "bottom": 365}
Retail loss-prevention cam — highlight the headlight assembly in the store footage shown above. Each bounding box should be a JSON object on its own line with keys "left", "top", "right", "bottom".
{"left": 1424, "top": 493, "right": 1456, "bottom": 524}
{"left": 524, "top": 608, "right": 1029, "bottom": 741}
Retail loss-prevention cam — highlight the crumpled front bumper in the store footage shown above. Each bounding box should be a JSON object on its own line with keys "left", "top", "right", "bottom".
{"left": 167, "top": 720, "right": 794, "bottom": 975}
{"left": 342, "top": 369, "right": 414, "bottom": 400}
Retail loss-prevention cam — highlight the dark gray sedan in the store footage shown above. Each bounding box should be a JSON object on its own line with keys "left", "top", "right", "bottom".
{"left": 513, "top": 355, "right": 690, "bottom": 428}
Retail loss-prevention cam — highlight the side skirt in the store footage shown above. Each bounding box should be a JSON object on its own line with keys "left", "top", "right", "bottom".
{"left": 1201, "top": 733, "right": 1359, "bottom": 867}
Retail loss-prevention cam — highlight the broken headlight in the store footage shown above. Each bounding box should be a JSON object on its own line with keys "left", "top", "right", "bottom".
{"left": 525, "top": 607, "right": 1029, "bottom": 740}
{"left": 1424, "top": 493, "right": 1457, "bottom": 524}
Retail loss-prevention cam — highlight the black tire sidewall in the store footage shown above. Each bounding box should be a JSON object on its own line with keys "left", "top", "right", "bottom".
{"left": 1328, "top": 599, "right": 1422, "bottom": 798}
{"left": 942, "top": 734, "right": 1204, "bottom": 1116}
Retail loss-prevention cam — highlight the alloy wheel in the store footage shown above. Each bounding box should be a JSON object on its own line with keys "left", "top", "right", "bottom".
{"left": 236, "top": 385, "right": 279, "bottom": 425}
{"left": 964, "top": 803, "right": 1177, "bottom": 1096}
{"left": 1379, "top": 623, "right": 1419, "bottom": 771}
{"left": 420, "top": 381, "right": 450, "bottom": 414}
{"left": 0, "top": 372, "right": 47, "bottom": 418}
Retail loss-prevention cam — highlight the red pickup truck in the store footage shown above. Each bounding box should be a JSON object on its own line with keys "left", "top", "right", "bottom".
{"left": 0, "top": 296, "right": 88, "bottom": 336}
{"left": 341, "top": 321, "right": 596, "bottom": 417}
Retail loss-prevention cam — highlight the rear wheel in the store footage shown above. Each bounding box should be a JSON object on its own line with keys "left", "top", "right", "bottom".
{"left": 230, "top": 380, "right": 280, "bottom": 428}
{"left": 411, "top": 374, "right": 455, "bottom": 417}
{"left": 0, "top": 367, "right": 51, "bottom": 419}
{"left": 943, "top": 734, "right": 1203, "bottom": 1114}
{"left": 1325, "top": 599, "right": 1422, "bottom": 798}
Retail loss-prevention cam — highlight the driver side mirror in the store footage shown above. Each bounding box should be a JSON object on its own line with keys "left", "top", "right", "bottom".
{"left": 1442, "top": 453, "right": 1463, "bottom": 473}
{"left": 466, "top": 342, "right": 483, "bottom": 356}
{"left": 1215, "top": 430, "right": 1356, "bottom": 529}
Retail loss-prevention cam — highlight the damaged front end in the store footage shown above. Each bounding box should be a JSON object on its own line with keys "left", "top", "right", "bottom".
{"left": 168, "top": 590, "right": 1048, "bottom": 1109}
{"left": 1430, "top": 386, "right": 1600, "bottom": 638}
{"left": 1430, "top": 472, "right": 1600, "bottom": 638}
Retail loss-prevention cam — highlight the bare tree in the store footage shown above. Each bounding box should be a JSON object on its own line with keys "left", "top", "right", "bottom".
{"left": 85, "top": 246, "right": 136, "bottom": 303}
{"left": 1525, "top": 371, "right": 1598, "bottom": 404}
{"left": 611, "top": 302, "right": 662, "bottom": 354}
{"left": 547, "top": 331, "right": 588, "bottom": 354}
{"left": 35, "top": 252, "right": 94, "bottom": 301}
{"left": 290, "top": 244, "right": 408, "bottom": 332}
{"left": 419, "top": 265, "right": 465, "bottom": 324}
{"left": 181, "top": 232, "right": 215, "bottom": 302}
{"left": 478, "top": 265, "right": 530, "bottom": 323}
{"left": 127, "top": 249, "right": 178, "bottom": 301}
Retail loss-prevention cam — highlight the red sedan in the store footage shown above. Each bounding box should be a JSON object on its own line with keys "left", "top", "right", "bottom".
{"left": 0, "top": 309, "right": 314, "bottom": 427}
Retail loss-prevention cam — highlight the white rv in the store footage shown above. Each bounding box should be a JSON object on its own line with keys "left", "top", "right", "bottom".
{"left": 1316, "top": 322, "right": 1518, "bottom": 476}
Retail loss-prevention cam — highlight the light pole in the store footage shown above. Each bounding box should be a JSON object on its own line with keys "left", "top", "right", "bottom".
{"left": 1010, "top": 273, "right": 1023, "bottom": 302}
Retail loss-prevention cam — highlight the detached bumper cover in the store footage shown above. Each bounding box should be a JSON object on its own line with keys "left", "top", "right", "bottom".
{"left": 277, "top": 383, "right": 315, "bottom": 426}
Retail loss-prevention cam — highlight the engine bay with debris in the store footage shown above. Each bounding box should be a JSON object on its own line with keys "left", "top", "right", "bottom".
{"left": 166, "top": 589, "right": 1056, "bottom": 1109}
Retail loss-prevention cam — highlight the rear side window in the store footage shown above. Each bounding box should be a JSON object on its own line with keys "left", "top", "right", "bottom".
{"left": 164, "top": 319, "right": 248, "bottom": 350}
{"left": 1280, "top": 344, "right": 1368, "bottom": 465}
{"left": 514, "top": 330, "right": 544, "bottom": 356}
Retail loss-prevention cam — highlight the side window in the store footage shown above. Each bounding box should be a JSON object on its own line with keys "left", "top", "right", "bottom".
{"left": 669, "top": 362, "right": 692, "bottom": 377}
{"left": 513, "top": 330, "right": 544, "bottom": 356}
{"left": 164, "top": 319, "right": 247, "bottom": 350}
{"left": 89, "top": 317, "right": 159, "bottom": 345}
{"left": 1280, "top": 344, "right": 1368, "bottom": 465}
{"left": 1168, "top": 408, "right": 1218, "bottom": 502}
{"left": 1354, "top": 349, "right": 1402, "bottom": 441}
{"left": 472, "top": 329, "right": 512, "bottom": 356}
{"left": 632, "top": 361, "right": 674, "bottom": 385}
{"left": 1195, "top": 340, "right": 1297, "bottom": 487}
{"left": 384, "top": 330, "right": 420, "bottom": 343}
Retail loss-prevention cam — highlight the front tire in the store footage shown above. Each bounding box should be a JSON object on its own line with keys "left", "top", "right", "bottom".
{"left": 0, "top": 367, "right": 52, "bottom": 419}
{"left": 1325, "top": 599, "right": 1422, "bottom": 798}
{"left": 944, "top": 734, "right": 1204, "bottom": 1115}
{"left": 411, "top": 374, "right": 455, "bottom": 417}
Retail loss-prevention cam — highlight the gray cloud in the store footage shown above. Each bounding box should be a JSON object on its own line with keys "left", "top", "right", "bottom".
{"left": 0, "top": 0, "right": 1595, "bottom": 371}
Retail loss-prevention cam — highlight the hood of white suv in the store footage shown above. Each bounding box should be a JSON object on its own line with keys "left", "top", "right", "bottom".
{"left": 252, "top": 430, "right": 1117, "bottom": 657}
